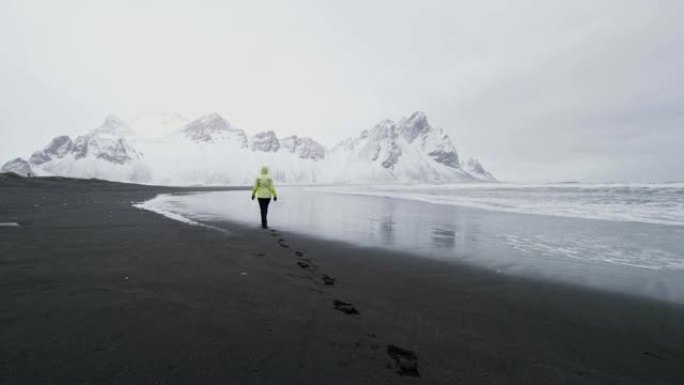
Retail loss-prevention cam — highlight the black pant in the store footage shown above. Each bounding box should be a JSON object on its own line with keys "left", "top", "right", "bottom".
{"left": 257, "top": 198, "right": 271, "bottom": 228}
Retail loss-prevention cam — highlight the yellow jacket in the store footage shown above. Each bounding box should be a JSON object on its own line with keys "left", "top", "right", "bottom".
{"left": 252, "top": 166, "right": 277, "bottom": 199}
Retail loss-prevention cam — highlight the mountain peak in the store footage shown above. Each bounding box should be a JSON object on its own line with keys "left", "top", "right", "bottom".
{"left": 30, "top": 135, "right": 73, "bottom": 165}
{"left": 97, "top": 114, "right": 127, "bottom": 132}
{"left": 251, "top": 130, "right": 280, "bottom": 152}
{"left": 370, "top": 119, "right": 398, "bottom": 140}
{"left": 183, "top": 113, "right": 237, "bottom": 142}
{"left": 399, "top": 111, "right": 431, "bottom": 143}
{"left": 281, "top": 135, "right": 325, "bottom": 160}
{"left": 465, "top": 158, "right": 496, "bottom": 181}
{"left": 1, "top": 157, "right": 32, "bottom": 177}
{"left": 200, "top": 112, "right": 224, "bottom": 121}
{"left": 408, "top": 111, "right": 427, "bottom": 123}
{"left": 466, "top": 158, "right": 484, "bottom": 172}
{"left": 105, "top": 113, "right": 124, "bottom": 124}
{"left": 194, "top": 113, "right": 232, "bottom": 129}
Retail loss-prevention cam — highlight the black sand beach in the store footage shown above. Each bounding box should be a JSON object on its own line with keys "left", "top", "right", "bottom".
{"left": 1, "top": 174, "right": 683, "bottom": 384}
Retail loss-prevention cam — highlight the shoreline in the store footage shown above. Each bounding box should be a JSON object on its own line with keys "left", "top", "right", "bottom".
{"left": 2, "top": 175, "right": 684, "bottom": 384}
{"left": 139, "top": 187, "right": 684, "bottom": 305}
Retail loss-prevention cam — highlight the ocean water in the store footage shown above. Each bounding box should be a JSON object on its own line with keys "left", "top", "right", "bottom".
{"left": 137, "top": 183, "right": 684, "bottom": 303}
{"left": 315, "top": 183, "right": 684, "bottom": 227}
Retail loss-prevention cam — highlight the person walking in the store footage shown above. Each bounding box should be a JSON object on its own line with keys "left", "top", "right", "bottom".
{"left": 251, "top": 166, "right": 278, "bottom": 229}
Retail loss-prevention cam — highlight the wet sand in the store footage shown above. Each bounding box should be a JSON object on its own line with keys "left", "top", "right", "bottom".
{"left": 1, "top": 174, "right": 683, "bottom": 384}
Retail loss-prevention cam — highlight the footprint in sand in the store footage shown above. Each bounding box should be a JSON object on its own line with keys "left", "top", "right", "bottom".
{"left": 387, "top": 345, "right": 420, "bottom": 377}
{"left": 333, "top": 300, "right": 359, "bottom": 315}
{"left": 296, "top": 261, "right": 310, "bottom": 269}
{"left": 322, "top": 274, "right": 336, "bottom": 286}
{"left": 295, "top": 251, "right": 311, "bottom": 262}
{"left": 277, "top": 238, "right": 290, "bottom": 248}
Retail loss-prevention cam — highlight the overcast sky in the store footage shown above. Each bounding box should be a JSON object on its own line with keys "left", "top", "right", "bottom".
{"left": 1, "top": 0, "right": 682, "bottom": 182}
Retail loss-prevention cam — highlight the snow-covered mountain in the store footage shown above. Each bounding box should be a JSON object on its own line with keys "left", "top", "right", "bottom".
{"left": 464, "top": 158, "right": 495, "bottom": 181}
{"left": 2, "top": 111, "right": 495, "bottom": 185}
{"left": 327, "top": 112, "right": 476, "bottom": 182}
{"left": 1, "top": 158, "right": 33, "bottom": 176}
{"left": 8, "top": 115, "right": 151, "bottom": 182}
{"left": 281, "top": 136, "right": 326, "bottom": 160}
{"left": 181, "top": 113, "right": 247, "bottom": 146}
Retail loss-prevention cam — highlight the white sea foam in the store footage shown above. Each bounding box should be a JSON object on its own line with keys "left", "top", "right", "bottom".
{"left": 0, "top": 222, "right": 20, "bottom": 227}
{"left": 311, "top": 183, "right": 684, "bottom": 226}
{"left": 133, "top": 195, "right": 230, "bottom": 234}
{"left": 503, "top": 233, "right": 684, "bottom": 271}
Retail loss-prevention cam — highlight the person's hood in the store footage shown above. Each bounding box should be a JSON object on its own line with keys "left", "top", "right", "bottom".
{"left": 260, "top": 166, "right": 269, "bottom": 175}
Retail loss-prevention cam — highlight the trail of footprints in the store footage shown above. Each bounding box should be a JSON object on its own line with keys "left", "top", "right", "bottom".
{"left": 267, "top": 229, "right": 420, "bottom": 377}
